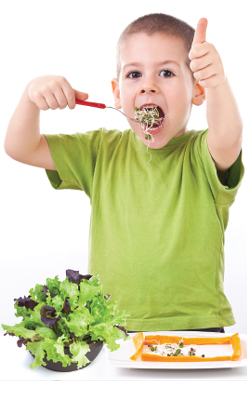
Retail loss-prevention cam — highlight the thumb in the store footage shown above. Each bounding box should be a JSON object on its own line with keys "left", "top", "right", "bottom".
{"left": 192, "top": 18, "right": 208, "bottom": 46}
{"left": 74, "top": 89, "right": 89, "bottom": 101}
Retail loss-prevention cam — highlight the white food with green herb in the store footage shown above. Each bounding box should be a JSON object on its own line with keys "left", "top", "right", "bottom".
{"left": 147, "top": 340, "right": 205, "bottom": 357}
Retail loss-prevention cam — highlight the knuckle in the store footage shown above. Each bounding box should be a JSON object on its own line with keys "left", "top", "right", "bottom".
{"left": 38, "top": 100, "right": 49, "bottom": 110}
{"left": 192, "top": 44, "right": 199, "bottom": 53}
{"left": 68, "top": 100, "right": 76, "bottom": 109}
{"left": 48, "top": 80, "right": 58, "bottom": 90}
{"left": 190, "top": 60, "right": 196, "bottom": 71}
{"left": 189, "top": 49, "right": 195, "bottom": 59}
{"left": 57, "top": 76, "right": 66, "bottom": 85}
{"left": 41, "top": 105, "right": 49, "bottom": 111}
{"left": 50, "top": 103, "right": 58, "bottom": 110}
{"left": 194, "top": 71, "right": 201, "bottom": 80}
{"left": 190, "top": 46, "right": 196, "bottom": 55}
{"left": 41, "top": 85, "right": 49, "bottom": 94}
{"left": 60, "top": 100, "right": 68, "bottom": 109}
{"left": 67, "top": 92, "right": 75, "bottom": 102}
{"left": 216, "top": 53, "right": 222, "bottom": 63}
{"left": 32, "top": 90, "right": 40, "bottom": 100}
{"left": 207, "top": 42, "right": 215, "bottom": 52}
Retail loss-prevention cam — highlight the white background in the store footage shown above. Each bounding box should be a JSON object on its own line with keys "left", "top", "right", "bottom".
{"left": 0, "top": 0, "right": 248, "bottom": 337}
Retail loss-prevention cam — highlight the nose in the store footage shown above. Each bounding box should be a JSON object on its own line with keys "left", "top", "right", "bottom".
{"left": 140, "top": 88, "right": 156, "bottom": 94}
{"left": 139, "top": 78, "right": 159, "bottom": 94}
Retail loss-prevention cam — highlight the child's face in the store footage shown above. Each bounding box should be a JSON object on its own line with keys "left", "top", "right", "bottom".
{"left": 112, "top": 32, "right": 205, "bottom": 148}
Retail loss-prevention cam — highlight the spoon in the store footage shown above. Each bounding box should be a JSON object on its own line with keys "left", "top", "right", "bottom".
{"left": 75, "top": 99, "right": 141, "bottom": 123}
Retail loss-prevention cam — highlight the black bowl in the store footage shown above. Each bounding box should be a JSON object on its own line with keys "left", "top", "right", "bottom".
{"left": 28, "top": 340, "right": 103, "bottom": 372}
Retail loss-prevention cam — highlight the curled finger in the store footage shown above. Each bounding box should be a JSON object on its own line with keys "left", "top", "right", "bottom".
{"left": 60, "top": 79, "right": 76, "bottom": 109}
{"left": 41, "top": 88, "right": 60, "bottom": 110}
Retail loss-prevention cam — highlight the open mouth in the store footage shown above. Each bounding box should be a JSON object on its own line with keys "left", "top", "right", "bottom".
{"left": 139, "top": 104, "right": 165, "bottom": 128}
{"left": 135, "top": 104, "right": 165, "bottom": 136}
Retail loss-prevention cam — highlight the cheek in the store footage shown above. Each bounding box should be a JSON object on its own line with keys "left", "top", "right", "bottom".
{"left": 169, "top": 81, "right": 192, "bottom": 107}
{"left": 120, "top": 86, "right": 135, "bottom": 109}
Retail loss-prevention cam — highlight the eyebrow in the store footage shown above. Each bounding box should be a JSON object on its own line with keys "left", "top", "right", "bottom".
{"left": 123, "top": 60, "right": 181, "bottom": 69}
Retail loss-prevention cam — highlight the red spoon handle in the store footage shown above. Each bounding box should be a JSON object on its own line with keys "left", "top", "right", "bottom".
{"left": 75, "top": 99, "right": 106, "bottom": 109}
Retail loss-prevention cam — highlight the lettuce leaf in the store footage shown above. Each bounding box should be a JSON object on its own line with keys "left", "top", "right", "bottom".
{"left": 29, "top": 284, "right": 47, "bottom": 303}
{"left": 26, "top": 336, "right": 72, "bottom": 368}
{"left": 26, "top": 340, "right": 47, "bottom": 369}
{"left": 45, "top": 336, "right": 72, "bottom": 367}
{"left": 14, "top": 296, "right": 38, "bottom": 310}
{"left": 40, "top": 305, "right": 61, "bottom": 327}
{"left": 51, "top": 294, "right": 65, "bottom": 313}
{"left": 45, "top": 275, "right": 61, "bottom": 295}
{"left": 69, "top": 341, "right": 90, "bottom": 368}
{"left": 59, "top": 278, "right": 79, "bottom": 309}
{"left": 67, "top": 306, "right": 95, "bottom": 336}
{"left": 2, "top": 324, "right": 37, "bottom": 340}
{"left": 79, "top": 280, "right": 102, "bottom": 305}
{"left": 20, "top": 306, "right": 46, "bottom": 330}
{"left": 35, "top": 326, "right": 57, "bottom": 340}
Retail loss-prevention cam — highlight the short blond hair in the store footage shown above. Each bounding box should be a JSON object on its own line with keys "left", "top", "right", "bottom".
{"left": 116, "top": 13, "right": 195, "bottom": 80}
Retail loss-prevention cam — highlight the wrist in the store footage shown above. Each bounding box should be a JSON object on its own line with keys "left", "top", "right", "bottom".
{"left": 205, "top": 75, "right": 228, "bottom": 94}
{"left": 22, "top": 83, "right": 40, "bottom": 112}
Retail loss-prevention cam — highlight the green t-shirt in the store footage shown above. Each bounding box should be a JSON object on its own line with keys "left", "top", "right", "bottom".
{"left": 45, "top": 128, "right": 244, "bottom": 331}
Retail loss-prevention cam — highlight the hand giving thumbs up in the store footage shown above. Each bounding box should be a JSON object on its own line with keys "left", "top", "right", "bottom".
{"left": 189, "top": 18, "right": 226, "bottom": 88}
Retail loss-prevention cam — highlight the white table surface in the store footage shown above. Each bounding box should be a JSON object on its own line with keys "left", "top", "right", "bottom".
{"left": 1, "top": 334, "right": 247, "bottom": 381}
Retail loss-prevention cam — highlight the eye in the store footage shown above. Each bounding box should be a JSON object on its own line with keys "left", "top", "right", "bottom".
{"left": 159, "top": 69, "right": 174, "bottom": 78}
{"left": 126, "top": 71, "right": 141, "bottom": 79}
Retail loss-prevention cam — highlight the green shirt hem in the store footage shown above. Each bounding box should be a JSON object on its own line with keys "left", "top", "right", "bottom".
{"left": 125, "top": 314, "right": 236, "bottom": 331}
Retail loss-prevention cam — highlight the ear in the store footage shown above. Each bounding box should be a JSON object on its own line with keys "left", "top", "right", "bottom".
{"left": 111, "top": 78, "right": 122, "bottom": 109}
{"left": 191, "top": 82, "right": 206, "bottom": 106}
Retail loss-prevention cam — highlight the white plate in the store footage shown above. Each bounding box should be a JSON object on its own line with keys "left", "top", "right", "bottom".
{"left": 106, "top": 331, "right": 247, "bottom": 369}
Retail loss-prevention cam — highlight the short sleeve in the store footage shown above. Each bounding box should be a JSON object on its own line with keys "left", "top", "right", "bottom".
{"left": 44, "top": 128, "right": 103, "bottom": 197}
{"left": 197, "top": 129, "right": 244, "bottom": 205}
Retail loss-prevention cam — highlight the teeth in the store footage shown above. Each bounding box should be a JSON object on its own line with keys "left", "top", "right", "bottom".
{"left": 140, "top": 104, "right": 158, "bottom": 109}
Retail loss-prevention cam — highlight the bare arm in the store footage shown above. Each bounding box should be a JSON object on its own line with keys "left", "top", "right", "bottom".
{"left": 4, "top": 75, "right": 88, "bottom": 170}
{"left": 4, "top": 86, "right": 56, "bottom": 170}
{"left": 205, "top": 79, "right": 242, "bottom": 170}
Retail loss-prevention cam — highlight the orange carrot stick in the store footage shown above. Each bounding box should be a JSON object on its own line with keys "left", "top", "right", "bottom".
{"left": 130, "top": 332, "right": 144, "bottom": 361}
{"left": 141, "top": 354, "right": 231, "bottom": 362}
{"left": 230, "top": 333, "right": 241, "bottom": 361}
{"left": 144, "top": 335, "right": 231, "bottom": 345}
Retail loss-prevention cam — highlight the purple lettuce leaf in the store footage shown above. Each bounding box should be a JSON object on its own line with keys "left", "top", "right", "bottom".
{"left": 14, "top": 296, "right": 38, "bottom": 310}
{"left": 66, "top": 269, "right": 92, "bottom": 285}
{"left": 61, "top": 297, "right": 71, "bottom": 315}
{"left": 40, "top": 305, "right": 61, "bottom": 327}
{"left": 17, "top": 337, "right": 31, "bottom": 347}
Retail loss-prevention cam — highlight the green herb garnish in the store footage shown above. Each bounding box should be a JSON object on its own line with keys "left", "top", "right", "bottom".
{"left": 148, "top": 345, "right": 158, "bottom": 352}
{"left": 173, "top": 348, "right": 181, "bottom": 356}
{"left": 134, "top": 106, "right": 164, "bottom": 142}
{"left": 188, "top": 348, "right": 196, "bottom": 356}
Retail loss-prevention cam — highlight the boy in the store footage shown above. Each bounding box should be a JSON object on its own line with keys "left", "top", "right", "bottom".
{"left": 4, "top": 14, "right": 244, "bottom": 333}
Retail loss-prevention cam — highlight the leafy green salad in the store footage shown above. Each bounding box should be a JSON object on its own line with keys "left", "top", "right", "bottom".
{"left": 2, "top": 270, "right": 130, "bottom": 369}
